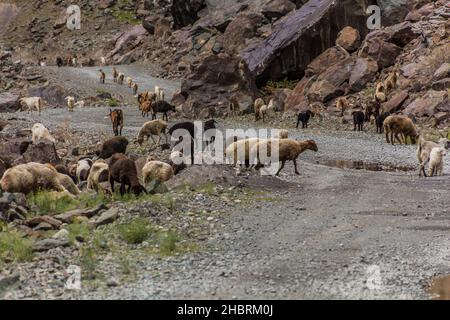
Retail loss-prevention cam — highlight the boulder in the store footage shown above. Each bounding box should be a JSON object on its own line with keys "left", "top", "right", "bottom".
{"left": 0, "top": 138, "right": 31, "bottom": 173}
{"left": 358, "top": 34, "right": 402, "bottom": 69}
{"left": 32, "top": 238, "right": 69, "bottom": 252}
{"left": 107, "top": 25, "right": 148, "bottom": 62}
{"left": 21, "top": 140, "right": 61, "bottom": 165}
{"left": 261, "top": 0, "right": 296, "bottom": 20}
{"left": 400, "top": 62, "right": 423, "bottom": 78}
{"left": 241, "top": 0, "right": 370, "bottom": 83}
{"left": 27, "top": 85, "right": 69, "bottom": 108}
{"left": 284, "top": 77, "right": 311, "bottom": 110}
{"left": 432, "top": 78, "right": 450, "bottom": 91}
{"left": 54, "top": 204, "right": 107, "bottom": 223}
{"left": 0, "top": 92, "right": 21, "bottom": 113}
{"left": 433, "top": 63, "right": 450, "bottom": 80}
{"left": 91, "top": 207, "right": 119, "bottom": 228}
{"left": 180, "top": 54, "right": 257, "bottom": 117}
{"left": 171, "top": 0, "right": 206, "bottom": 29}
{"left": 336, "top": 26, "right": 361, "bottom": 52}
{"left": 377, "top": 0, "right": 410, "bottom": 26}
{"left": 25, "top": 215, "right": 62, "bottom": 229}
{"left": 0, "top": 118, "right": 8, "bottom": 131}
{"left": 384, "top": 22, "right": 417, "bottom": 47}
{"left": 307, "top": 57, "right": 355, "bottom": 102}
{"left": 403, "top": 90, "right": 448, "bottom": 117}
{"left": 305, "top": 46, "right": 350, "bottom": 77}
{"left": 349, "top": 57, "right": 378, "bottom": 92}
{"left": 381, "top": 90, "right": 409, "bottom": 113}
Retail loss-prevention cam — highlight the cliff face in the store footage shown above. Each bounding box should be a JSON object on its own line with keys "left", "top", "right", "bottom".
{"left": 240, "top": 0, "right": 371, "bottom": 85}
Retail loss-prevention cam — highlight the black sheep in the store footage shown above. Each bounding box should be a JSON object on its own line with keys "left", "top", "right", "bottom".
{"left": 151, "top": 101, "right": 176, "bottom": 121}
{"left": 109, "top": 155, "right": 146, "bottom": 196}
{"left": 296, "top": 110, "right": 314, "bottom": 129}
{"left": 352, "top": 111, "right": 365, "bottom": 132}
{"left": 168, "top": 119, "right": 217, "bottom": 145}
{"left": 376, "top": 112, "right": 390, "bottom": 134}
{"left": 56, "top": 57, "right": 63, "bottom": 67}
{"left": 98, "top": 137, "right": 129, "bottom": 159}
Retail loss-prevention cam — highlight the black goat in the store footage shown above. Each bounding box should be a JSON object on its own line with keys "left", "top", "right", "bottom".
{"left": 352, "top": 111, "right": 365, "bottom": 132}
{"left": 151, "top": 101, "right": 176, "bottom": 121}
{"left": 109, "top": 154, "right": 146, "bottom": 196}
{"left": 168, "top": 119, "right": 217, "bottom": 145}
{"left": 296, "top": 110, "right": 314, "bottom": 129}
{"left": 376, "top": 112, "right": 390, "bottom": 134}
{"left": 97, "top": 136, "right": 129, "bottom": 159}
{"left": 56, "top": 57, "right": 63, "bottom": 68}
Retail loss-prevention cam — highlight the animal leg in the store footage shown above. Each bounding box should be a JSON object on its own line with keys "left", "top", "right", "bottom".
{"left": 293, "top": 159, "right": 300, "bottom": 175}
{"left": 275, "top": 161, "right": 286, "bottom": 176}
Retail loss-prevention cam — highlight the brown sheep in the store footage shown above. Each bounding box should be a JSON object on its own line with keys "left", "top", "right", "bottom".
{"left": 336, "top": 97, "right": 348, "bottom": 116}
{"left": 383, "top": 115, "right": 419, "bottom": 145}
{"left": 87, "top": 160, "right": 109, "bottom": 191}
{"left": 254, "top": 98, "right": 264, "bottom": 121}
{"left": 109, "top": 154, "right": 146, "bottom": 196}
{"left": 136, "top": 119, "right": 168, "bottom": 146}
{"left": 253, "top": 139, "right": 318, "bottom": 176}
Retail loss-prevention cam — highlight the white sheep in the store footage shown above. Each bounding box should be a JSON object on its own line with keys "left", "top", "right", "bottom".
{"left": 225, "top": 137, "right": 263, "bottom": 167}
{"left": 126, "top": 76, "right": 133, "bottom": 88}
{"left": 417, "top": 137, "right": 450, "bottom": 176}
{"left": 76, "top": 158, "right": 93, "bottom": 182}
{"left": 142, "top": 159, "right": 174, "bottom": 184}
{"left": 136, "top": 119, "right": 168, "bottom": 146}
{"left": 31, "top": 123, "right": 56, "bottom": 144}
{"left": 20, "top": 97, "right": 43, "bottom": 115}
{"left": 87, "top": 160, "right": 109, "bottom": 191}
{"left": 100, "top": 56, "right": 106, "bottom": 66}
{"left": 74, "top": 100, "right": 85, "bottom": 108}
{"left": 155, "top": 86, "right": 165, "bottom": 101}
{"left": 65, "top": 96, "right": 75, "bottom": 112}
{"left": 429, "top": 147, "right": 446, "bottom": 177}
{"left": 0, "top": 162, "right": 74, "bottom": 195}
{"left": 259, "top": 99, "right": 276, "bottom": 122}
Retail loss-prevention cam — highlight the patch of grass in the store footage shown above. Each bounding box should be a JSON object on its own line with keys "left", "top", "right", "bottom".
{"left": 28, "top": 191, "right": 79, "bottom": 215}
{"left": 67, "top": 222, "right": 91, "bottom": 245}
{"left": 112, "top": 8, "right": 140, "bottom": 25}
{"left": 262, "top": 77, "right": 298, "bottom": 95}
{"left": 96, "top": 88, "right": 108, "bottom": 95}
{"left": 0, "top": 229, "right": 33, "bottom": 266}
{"left": 116, "top": 218, "right": 153, "bottom": 245}
{"left": 157, "top": 230, "right": 179, "bottom": 255}
{"left": 78, "top": 247, "right": 98, "bottom": 280}
{"left": 107, "top": 98, "right": 119, "bottom": 107}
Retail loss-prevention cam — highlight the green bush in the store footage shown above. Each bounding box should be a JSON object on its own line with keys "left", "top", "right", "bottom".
{"left": 0, "top": 230, "right": 33, "bottom": 265}
{"left": 158, "top": 230, "right": 178, "bottom": 255}
{"left": 117, "top": 218, "right": 153, "bottom": 244}
{"left": 28, "top": 191, "right": 79, "bottom": 215}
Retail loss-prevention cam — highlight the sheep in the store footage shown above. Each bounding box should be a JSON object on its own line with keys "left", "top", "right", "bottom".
{"left": 169, "top": 150, "right": 187, "bottom": 174}
{"left": 136, "top": 119, "right": 168, "bottom": 146}
{"left": 31, "top": 123, "right": 56, "bottom": 144}
{"left": 74, "top": 100, "right": 85, "bottom": 108}
{"left": 132, "top": 82, "right": 138, "bottom": 95}
{"left": 225, "top": 137, "right": 263, "bottom": 168}
{"left": 76, "top": 158, "right": 93, "bottom": 182}
{"left": 100, "top": 56, "right": 106, "bottom": 66}
{"left": 336, "top": 97, "right": 349, "bottom": 116}
{"left": 376, "top": 112, "right": 390, "bottom": 134}
{"left": 87, "top": 160, "right": 109, "bottom": 191}
{"left": 117, "top": 73, "right": 125, "bottom": 85}
{"left": 126, "top": 76, "right": 133, "bottom": 88}
{"left": 99, "top": 69, "right": 106, "bottom": 84}
{"left": 383, "top": 115, "right": 419, "bottom": 145}
{"left": 384, "top": 71, "right": 398, "bottom": 94}
{"left": 20, "top": 97, "right": 43, "bottom": 115}
{"left": 417, "top": 137, "right": 450, "bottom": 177}
{"left": 259, "top": 99, "right": 276, "bottom": 122}
{"left": 113, "top": 67, "right": 119, "bottom": 83}
{"left": 151, "top": 101, "right": 176, "bottom": 121}
{"left": 55, "top": 171, "right": 81, "bottom": 195}
{"left": 168, "top": 119, "right": 217, "bottom": 146}
{"left": 141, "top": 100, "right": 153, "bottom": 118}
{"left": 155, "top": 86, "right": 165, "bottom": 101}
{"left": 54, "top": 164, "right": 77, "bottom": 183}
{"left": 72, "top": 56, "right": 78, "bottom": 67}
{"left": 0, "top": 162, "right": 72, "bottom": 195}
{"left": 109, "top": 109, "right": 124, "bottom": 136}
{"left": 352, "top": 110, "right": 365, "bottom": 132}
{"left": 252, "top": 139, "right": 318, "bottom": 176}
{"left": 109, "top": 155, "right": 147, "bottom": 196}
{"left": 66, "top": 96, "right": 75, "bottom": 112}
{"left": 277, "top": 129, "right": 289, "bottom": 139}
{"left": 296, "top": 110, "right": 314, "bottom": 129}
{"left": 429, "top": 147, "right": 446, "bottom": 177}
{"left": 98, "top": 136, "right": 129, "bottom": 159}
{"left": 375, "top": 82, "right": 386, "bottom": 102}
{"left": 254, "top": 98, "right": 265, "bottom": 121}
{"left": 142, "top": 159, "right": 174, "bottom": 185}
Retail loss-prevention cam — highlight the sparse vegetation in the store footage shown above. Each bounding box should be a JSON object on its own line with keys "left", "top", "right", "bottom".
{"left": 262, "top": 77, "right": 298, "bottom": 95}
{"left": 0, "top": 229, "right": 33, "bottom": 266}
{"left": 116, "top": 218, "right": 153, "bottom": 244}
{"left": 107, "top": 98, "right": 120, "bottom": 107}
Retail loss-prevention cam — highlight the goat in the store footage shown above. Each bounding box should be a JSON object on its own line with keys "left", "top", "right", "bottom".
{"left": 136, "top": 119, "right": 168, "bottom": 147}
{"left": 31, "top": 123, "right": 56, "bottom": 144}
{"left": 429, "top": 147, "right": 446, "bottom": 177}
{"left": 132, "top": 82, "right": 138, "bottom": 95}
{"left": 20, "top": 97, "right": 43, "bottom": 115}
{"left": 296, "top": 110, "right": 314, "bottom": 129}
{"left": 336, "top": 97, "right": 348, "bottom": 116}
{"left": 151, "top": 101, "right": 176, "bottom": 121}
{"left": 99, "top": 69, "right": 106, "bottom": 84}
{"left": 109, "top": 155, "right": 146, "bottom": 196}
{"left": 383, "top": 115, "right": 419, "bottom": 145}
{"left": 65, "top": 96, "right": 75, "bottom": 112}
{"left": 109, "top": 109, "right": 124, "bottom": 136}
{"left": 113, "top": 67, "right": 118, "bottom": 83}
{"left": 376, "top": 112, "right": 390, "bottom": 134}
{"left": 117, "top": 73, "right": 124, "bottom": 85}
{"left": 352, "top": 111, "right": 365, "bottom": 132}
{"left": 254, "top": 98, "right": 265, "bottom": 121}
{"left": 155, "top": 86, "right": 165, "bottom": 101}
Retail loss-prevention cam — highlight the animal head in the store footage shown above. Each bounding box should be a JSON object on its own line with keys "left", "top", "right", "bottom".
{"left": 132, "top": 184, "right": 147, "bottom": 196}
{"left": 305, "top": 140, "right": 318, "bottom": 152}
{"left": 147, "top": 155, "right": 157, "bottom": 162}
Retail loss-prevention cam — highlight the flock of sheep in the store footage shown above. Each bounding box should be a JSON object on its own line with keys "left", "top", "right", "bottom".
{"left": 1, "top": 65, "right": 448, "bottom": 201}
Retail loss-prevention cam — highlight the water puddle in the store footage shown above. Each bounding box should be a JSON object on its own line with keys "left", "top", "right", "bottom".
{"left": 318, "top": 160, "right": 415, "bottom": 172}
{"left": 428, "top": 275, "right": 450, "bottom": 300}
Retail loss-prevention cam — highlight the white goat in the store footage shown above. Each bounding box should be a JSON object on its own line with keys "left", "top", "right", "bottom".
{"left": 429, "top": 147, "right": 446, "bottom": 176}
{"left": 20, "top": 97, "right": 43, "bottom": 115}
{"left": 65, "top": 96, "right": 75, "bottom": 112}
{"left": 31, "top": 123, "right": 56, "bottom": 144}
{"left": 155, "top": 86, "right": 165, "bottom": 101}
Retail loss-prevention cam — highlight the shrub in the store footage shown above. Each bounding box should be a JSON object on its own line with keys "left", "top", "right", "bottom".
{"left": 117, "top": 218, "right": 152, "bottom": 244}
{"left": 0, "top": 230, "right": 33, "bottom": 265}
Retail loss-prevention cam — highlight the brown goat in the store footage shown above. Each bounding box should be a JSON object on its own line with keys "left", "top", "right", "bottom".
{"left": 113, "top": 67, "right": 118, "bottom": 83}
{"left": 99, "top": 69, "right": 106, "bottom": 84}
{"left": 109, "top": 109, "right": 124, "bottom": 136}
{"left": 383, "top": 115, "right": 419, "bottom": 145}
{"left": 109, "top": 154, "right": 146, "bottom": 196}
{"left": 98, "top": 136, "right": 129, "bottom": 159}
{"left": 140, "top": 100, "right": 153, "bottom": 118}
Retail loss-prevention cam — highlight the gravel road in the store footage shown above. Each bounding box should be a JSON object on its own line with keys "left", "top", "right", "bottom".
{"left": 4, "top": 65, "right": 450, "bottom": 299}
